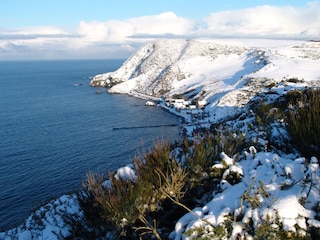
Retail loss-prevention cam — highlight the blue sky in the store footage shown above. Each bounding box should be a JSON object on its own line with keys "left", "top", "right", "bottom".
{"left": 0, "top": 0, "right": 319, "bottom": 60}
{"left": 1, "top": 0, "right": 309, "bottom": 27}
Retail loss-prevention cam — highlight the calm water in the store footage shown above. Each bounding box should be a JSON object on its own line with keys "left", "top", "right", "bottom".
{"left": 0, "top": 60, "right": 179, "bottom": 230}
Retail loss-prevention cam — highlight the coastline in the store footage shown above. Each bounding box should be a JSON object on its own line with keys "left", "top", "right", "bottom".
{"left": 2, "top": 38, "right": 320, "bottom": 239}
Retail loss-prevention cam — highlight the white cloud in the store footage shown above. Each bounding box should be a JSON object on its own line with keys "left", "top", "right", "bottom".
{"left": 0, "top": 12, "right": 195, "bottom": 59}
{"left": 128, "top": 12, "right": 195, "bottom": 36}
{"left": 15, "top": 26, "right": 68, "bottom": 35}
{"left": 77, "top": 12, "right": 195, "bottom": 45}
{"left": 0, "top": 4, "right": 319, "bottom": 60}
{"left": 202, "top": 2, "right": 320, "bottom": 38}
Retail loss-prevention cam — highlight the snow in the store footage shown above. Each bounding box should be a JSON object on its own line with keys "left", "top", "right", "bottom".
{"left": 145, "top": 100, "right": 156, "bottom": 106}
{"left": 109, "top": 78, "right": 137, "bottom": 94}
{"left": 0, "top": 194, "right": 83, "bottom": 240}
{"left": 2, "top": 38, "right": 320, "bottom": 239}
{"left": 170, "top": 152, "right": 320, "bottom": 239}
{"left": 220, "top": 152, "right": 234, "bottom": 166}
{"left": 90, "top": 39, "right": 320, "bottom": 125}
{"left": 115, "top": 165, "right": 137, "bottom": 181}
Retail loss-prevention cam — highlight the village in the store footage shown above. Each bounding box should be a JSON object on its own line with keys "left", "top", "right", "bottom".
{"left": 146, "top": 96, "right": 210, "bottom": 124}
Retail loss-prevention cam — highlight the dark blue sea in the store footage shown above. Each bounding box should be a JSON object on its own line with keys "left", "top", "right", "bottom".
{"left": 0, "top": 59, "right": 180, "bottom": 230}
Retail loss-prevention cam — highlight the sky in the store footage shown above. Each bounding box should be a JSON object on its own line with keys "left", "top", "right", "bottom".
{"left": 0, "top": 0, "right": 319, "bottom": 60}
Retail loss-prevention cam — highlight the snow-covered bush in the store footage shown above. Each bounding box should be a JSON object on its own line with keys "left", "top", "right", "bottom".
{"left": 183, "top": 130, "right": 245, "bottom": 184}
{"left": 171, "top": 149, "right": 320, "bottom": 240}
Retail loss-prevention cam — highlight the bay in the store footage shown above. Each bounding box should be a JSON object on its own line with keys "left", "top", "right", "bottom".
{"left": 0, "top": 59, "right": 179, "bottom": 230}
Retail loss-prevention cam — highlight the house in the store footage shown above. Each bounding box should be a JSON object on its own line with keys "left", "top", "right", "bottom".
{"left": 197, "top": 100, "right": 207, "bottom": 109}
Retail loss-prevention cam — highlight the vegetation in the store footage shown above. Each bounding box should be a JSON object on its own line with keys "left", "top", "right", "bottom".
{"left": 183, "top": 130, "right": 245, "bottom": 184}
{"left": 251, "top": 88, "right": 320, "bottom": 160}
{"left": 80, "top": 141, "right": 188, "bottom": 238}
{"left": 255, "top": 214, "right": 312, "bottom": 240}
{"left": 285, "top": 88, "right": 320, "bottom": 160}
{"left": 78, "top": 131, "right": 246, "bottom": 239}
{"left": 75, "top": 88, "right": 320, "bottom": 239}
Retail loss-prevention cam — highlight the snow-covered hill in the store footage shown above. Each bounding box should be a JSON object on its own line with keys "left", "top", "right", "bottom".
{"left": 90, "top": 39, "right": 320, "bottom": 123}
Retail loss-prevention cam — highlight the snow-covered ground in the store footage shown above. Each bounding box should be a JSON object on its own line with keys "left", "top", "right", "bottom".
{"left": 0, "top": 194, "right": 83, "bottom": 240}
{"left": 2, "top": 38, "right": 320, "bottom": 239}
{"left": 170, "top": 150, "right": 320, "bottom": 239}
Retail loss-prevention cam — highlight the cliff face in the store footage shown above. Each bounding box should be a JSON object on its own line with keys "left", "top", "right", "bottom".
{"left": 90, "top": 38, "right": 320, "bottom": 121}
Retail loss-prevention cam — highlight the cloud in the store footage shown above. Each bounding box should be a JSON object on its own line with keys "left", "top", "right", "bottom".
{"left": 2, "top": 42, "right": 31, "bottom": 52}
{"left": 1, "top": 4, "right": 319, "bottom": 60}
{"left": 0, "top": 11, "right": 195, "bottom": 59}
{"left": 0, "top": 26, "right": 83, "bottom": 59}
{"left": 0, "top": 33, "right": 79, "bottom": 40}
{"left": 127, "top": 12, "right": 195, "bottom": 36}
{"left": 202, "top": 2, "right": 320, "bottom": 38}
{"left": 0, "top": 26, "right": 74, "bottom": 39}
{"left": 77, "top": 12, "right": 195, "bottom": 44}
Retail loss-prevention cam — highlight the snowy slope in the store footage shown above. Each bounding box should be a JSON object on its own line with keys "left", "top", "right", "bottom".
{"left": 170, "top": 151, "right": 320, "bottom": 240}
{"left": 90, "top": 38, "right": 320, "bottom": 122}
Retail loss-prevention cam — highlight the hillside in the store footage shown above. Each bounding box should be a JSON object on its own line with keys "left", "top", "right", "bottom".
{"left": 90, "top": 39, "right": 320, "bottom": 123}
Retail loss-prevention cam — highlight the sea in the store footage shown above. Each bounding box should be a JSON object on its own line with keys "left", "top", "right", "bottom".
{"left": 0, "top": 59, "right": 180, "bottom": 231}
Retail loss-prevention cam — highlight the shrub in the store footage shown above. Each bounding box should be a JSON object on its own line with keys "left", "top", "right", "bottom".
{"left": 286, "top": 88, "right": 320, "bottom": 160}
{"left": 72, "top": 189, "right": 110, "bottom": 238}
{"left": 82, "top": 132, "right": 245, "bottom": 238}
{"left": 241, "top": 180, "right": 271, "bottom": 209}
{"left": 255, "top": 214, "right": 312, "bottom": 240}
{"left": 135, "top": 143, "right": 188, "bottom": 211}
{"left": 184, "top": 225, "right": 228, "bottom": 240}
{"left": 183, "top": 134, "right": 215, "bottom": 183}
{"left": 286, "top": 77, "right": 303, "bottom": 83}
{"left": 84, "top": 171, "right": 146, "bottom": 232}
{"left": 184, "top": 130, "right": 244, "bottom": 184}
{"left": 253, "top": 99, "right": 285, "bottom": 128}
{"left": 172, "top": 93, "right": 185, "bottom": 99}
{"left": 83, "top": 140, "right": 188, "bottom": 238}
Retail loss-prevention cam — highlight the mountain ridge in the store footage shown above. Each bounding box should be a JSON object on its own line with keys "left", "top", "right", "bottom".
{"left": 90, "top": 38, "right": 320, "bottom": 122}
